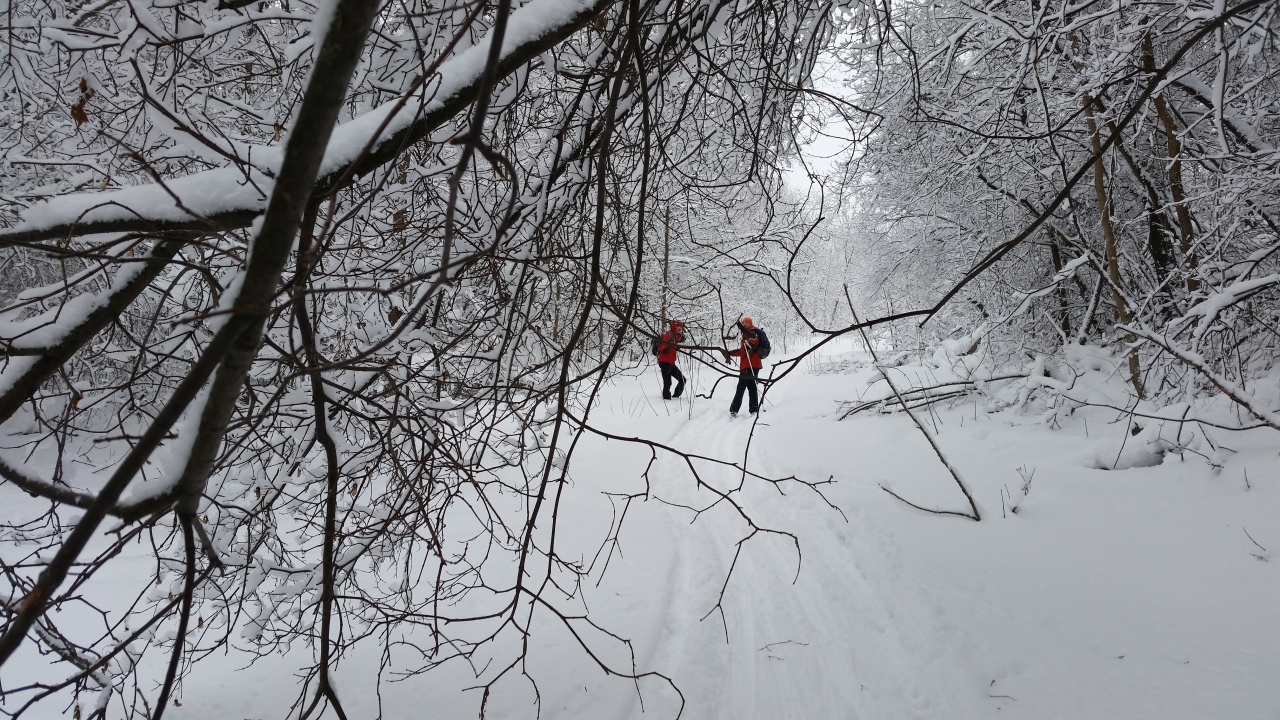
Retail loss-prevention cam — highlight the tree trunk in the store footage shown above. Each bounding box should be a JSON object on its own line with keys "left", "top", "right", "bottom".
{"left": 1083, "top": 92, "right": 1145, "bottom": 399}
{"left": 1102, "top": 115, "right": 1177, "bottom": 284}
{"left": 1047, "top": 236, "right": 1072, "bottom": 338}
{"left": 661, "top": 204, "right": 671, "bottom": 324}
{"left": 1143, "top": 34, "right": 1198, "bottom": 292}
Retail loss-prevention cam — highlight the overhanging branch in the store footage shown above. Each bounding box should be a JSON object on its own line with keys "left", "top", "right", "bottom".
{"left": 0, "top": 0, "right": 618, "bottom": 247}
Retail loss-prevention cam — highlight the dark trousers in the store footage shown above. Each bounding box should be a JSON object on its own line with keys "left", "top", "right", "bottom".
{"left": 659, "top": 362, "right": 685, "bottom": 399}
{"left": 729, "top": 367, "right": 760, "bottom": 413}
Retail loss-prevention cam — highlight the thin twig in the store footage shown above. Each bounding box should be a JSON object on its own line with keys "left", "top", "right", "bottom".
{"left": 846, "top": 288, "right": 980, "bottom": 521}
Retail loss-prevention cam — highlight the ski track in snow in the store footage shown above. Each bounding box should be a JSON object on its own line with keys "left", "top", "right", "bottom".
{"left": 618, "top": 388, "right": 983, "bottom": 720}
{"left": 18, "top": 351, "right": 1279, "bottom": 719}
{"left": 572, "top": 353, "right": 1280, "bottom": 720}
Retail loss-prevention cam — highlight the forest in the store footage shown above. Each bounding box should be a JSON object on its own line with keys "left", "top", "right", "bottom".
{"left": 0, "top": 0, "right": 1276, "bottom": 717}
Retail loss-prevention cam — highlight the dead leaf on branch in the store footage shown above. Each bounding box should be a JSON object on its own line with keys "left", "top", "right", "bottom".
{"left": 70, "top": 79, "right": 96, "bottom": 127}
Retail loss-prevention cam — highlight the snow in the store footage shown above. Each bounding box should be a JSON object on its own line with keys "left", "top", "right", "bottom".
{"left": 0, "top": 258, "right": 150, "bottom": 350}
{"left": 116, "top": 385, "right": 209, "bottom": 504}
{"left": 1179, "top": 274, "right": 1280, "bottom": 345}
{"left": 314, "top": 0, "right": 599, "bottom": 177}
{"left": 5, "top": 0, "right": 602, "bottom": 238}
{"left": 15, "top": 167, "right": 271, "bottom": 232}
{"left": 0, "top": 253, "right": 159, "bottom": 400}
{"left": 73, "top": 340, "right": 1277, "bottom": 719}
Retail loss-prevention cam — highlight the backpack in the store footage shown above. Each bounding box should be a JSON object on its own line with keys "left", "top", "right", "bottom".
{"left": 653, "top": 331, "right": 682, "bottom": 357}
{"left": 754, "top": 328, "right": 771, "bottom": 359}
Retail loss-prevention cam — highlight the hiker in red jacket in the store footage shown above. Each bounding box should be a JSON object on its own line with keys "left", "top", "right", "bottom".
{"left": 725, "top": 316, "right": 763, "bottom": 416}
{"left": 657, "top": 320, "right": 687, "bottom": 400}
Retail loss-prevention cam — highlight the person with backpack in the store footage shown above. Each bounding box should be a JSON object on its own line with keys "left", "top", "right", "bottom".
{"left": 653, "top": 319, "right": 687, "bottom": 400}
{"left": 723, "top": 316, "right": 770, "bottom": 417}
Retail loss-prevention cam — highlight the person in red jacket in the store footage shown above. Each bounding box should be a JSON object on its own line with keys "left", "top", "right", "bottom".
{"left": 657, "top": 319, "right": 686, "bottom": 400}
{"left": 725, "top": 316, "right": 763, "bottom": 416}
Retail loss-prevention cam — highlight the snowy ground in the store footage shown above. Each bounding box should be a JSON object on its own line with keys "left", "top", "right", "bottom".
{"left": 526, "top": 346, "right": 1280, "bottom": 720}
{"left": 19, "top": 341, "right": 1280, "bottom": 720}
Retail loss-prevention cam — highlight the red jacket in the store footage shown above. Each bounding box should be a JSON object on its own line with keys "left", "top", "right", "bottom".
{"left": 657, "top": 329, "right": 683, "bottom": 364}
{"left": 729, "top": 333, "right": 762, "bottom": 370}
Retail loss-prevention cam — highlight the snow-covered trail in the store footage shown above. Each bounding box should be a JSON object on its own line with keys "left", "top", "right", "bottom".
{"left": 574, "top": 367, "right": 990, "bottom": 719}
{"left": 97, "top": 346, "right": 1280, "bottom": 719}
{"left": 564, "top": 350, "right": 1280, "bottom": 720}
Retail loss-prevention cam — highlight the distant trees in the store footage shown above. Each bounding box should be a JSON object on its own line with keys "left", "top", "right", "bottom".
{"left": 800, "top": 0, "right": 1279, "bottom": 429}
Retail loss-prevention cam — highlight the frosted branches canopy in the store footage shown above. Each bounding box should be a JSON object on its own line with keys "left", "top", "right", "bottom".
{"left": 0, "top": 0, "right": 836, "bottom": 717}
{"left": 1, "top": 0, "right": 1278, "bottom": 717}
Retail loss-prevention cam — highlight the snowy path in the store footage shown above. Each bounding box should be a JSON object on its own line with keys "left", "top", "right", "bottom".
{"left": 563, "top": 354, "right": 1280, "bottom": 720}
{"left": 577, "top": 375, "right": 988, "bottom": 719}
{"left": 119, "top": 350, "right": 1280, "bottom": 719}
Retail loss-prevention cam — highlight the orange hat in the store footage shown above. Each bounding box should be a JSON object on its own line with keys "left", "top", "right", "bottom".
{"left": 740, "top": 316, "right": 755, "bottom": 329}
